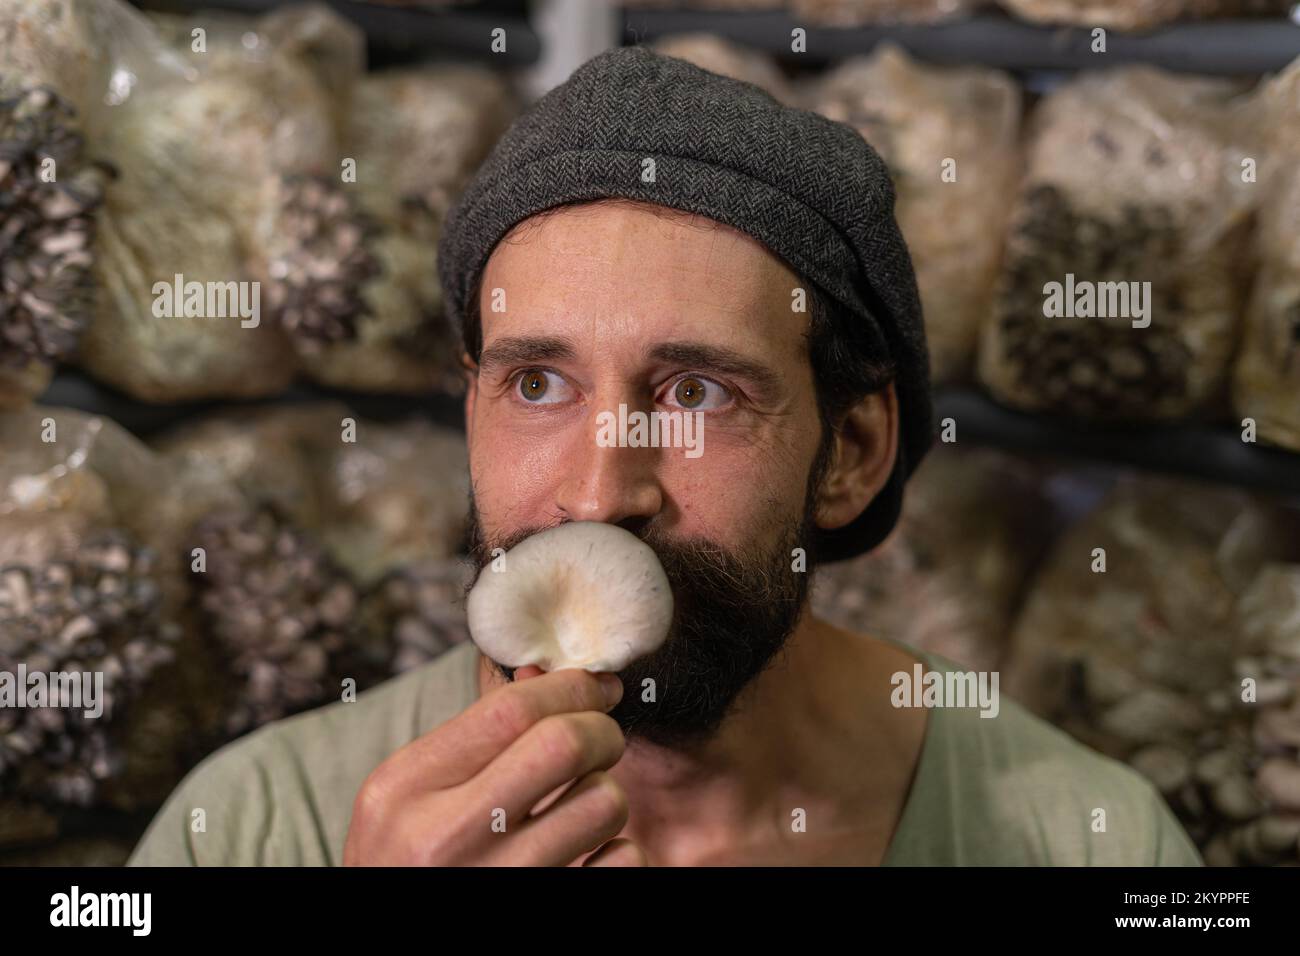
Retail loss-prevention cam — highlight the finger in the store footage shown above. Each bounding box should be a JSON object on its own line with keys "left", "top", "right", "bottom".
{"left": 492, "top": 770, "right": 630, "bottom": 867}
{"left": 515, "top": 665, "right": 545, "bottom": 681}
{"left": 468, "top": 710, "right": 626, "bottom": 830}
{"left": 383, "top": 766, "right": 620, "bottom": 867}
{"left": 529, "top": 777, "right": 576, "bottom": 818}
{"left": 583, "top": 838, "right": 647, "bottom": 867}
{"left": 375, "top": 667, "right": 623, "bottom": 797}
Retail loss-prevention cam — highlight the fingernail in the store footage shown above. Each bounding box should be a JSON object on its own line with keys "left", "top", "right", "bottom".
{"left": 598, "top": 673, "right": 623, "bottom": 708}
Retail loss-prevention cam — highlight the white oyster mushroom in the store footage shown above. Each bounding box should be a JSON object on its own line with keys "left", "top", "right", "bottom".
{"left": 466, "top": 521, "right": 674, "bottom": 673}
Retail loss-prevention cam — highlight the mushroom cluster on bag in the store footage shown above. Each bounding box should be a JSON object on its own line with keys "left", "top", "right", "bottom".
{"left": 81, "top": 5, "right": 354, "bottom": 403}
{"left": 153, "top": 403, "right": 473, "bottom": 698}
{"left": 1005, "top": 477, "right": 1300, "bottom": 866}
{"left": 978, "top": 68, "right": 1255, "bottom": 421}
{"left": 0, "top": 405, "right": 226, "bottom": 836}
{"left": 0, "top": 0, "right": 117, "bottom": 408}
{"left": 0, "top": 400, "right": 478, "bottom": 853}
{"left": 294, "top": 64, "right": 516, "bottom": 396}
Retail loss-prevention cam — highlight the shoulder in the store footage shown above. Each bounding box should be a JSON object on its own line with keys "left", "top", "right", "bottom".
{"left": 887, "top": 648, "right": 1202, "bottom": 867}
{"left": 127, "top": 642, "right": 481, "bottom": 867}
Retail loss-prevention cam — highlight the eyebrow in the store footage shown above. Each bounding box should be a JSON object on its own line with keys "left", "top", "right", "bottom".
{"left": 648, "top": 341, "right": 783, "bottom": 396}
{"left": 476, "top": 334, "right": 784, "bottom": 396}
{"left": 478, "top": 336, "right": 577, "bottom": 376}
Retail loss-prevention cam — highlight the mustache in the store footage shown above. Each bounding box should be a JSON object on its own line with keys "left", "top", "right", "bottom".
{"left": 465, "top": 513, "right": 556, "bottom": 571}
{"left": 465, "top": 511, "right": 798, "bottom": 603}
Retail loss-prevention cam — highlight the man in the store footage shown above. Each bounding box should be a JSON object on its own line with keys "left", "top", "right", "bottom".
{"left": 129, "top": 48, "right": 1200, "bottom": 866}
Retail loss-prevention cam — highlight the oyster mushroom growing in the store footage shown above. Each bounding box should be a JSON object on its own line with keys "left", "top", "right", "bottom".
{"left": 466, "top": 522, "right": 673, "bottom": 673}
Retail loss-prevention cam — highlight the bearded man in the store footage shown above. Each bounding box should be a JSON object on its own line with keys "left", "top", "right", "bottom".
{"left": 130, "top": 48, "right": 1200, "bottom": 867}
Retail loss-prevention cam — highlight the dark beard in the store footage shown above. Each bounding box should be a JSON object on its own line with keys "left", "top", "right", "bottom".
{"left": 463, "top": 460, "right": 826, "bottom": 749}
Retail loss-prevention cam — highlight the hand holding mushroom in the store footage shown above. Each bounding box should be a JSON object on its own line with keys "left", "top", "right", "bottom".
{"left": 343, "top": 662, "right": 643, "bottom": 866}
{"left": 343, "top": 523, "right": 668, "bottom": 866}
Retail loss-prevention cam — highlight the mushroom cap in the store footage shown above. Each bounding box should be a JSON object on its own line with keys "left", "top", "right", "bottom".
{"left": 465, "top": 521, "right": 674, "bottom": 672}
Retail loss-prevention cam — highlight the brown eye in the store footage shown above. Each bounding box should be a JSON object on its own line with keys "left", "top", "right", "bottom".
{"left": 675, "top": 377, "right": 706, "bottom": 408}
{"left": 519, "top": 370, "right": 549, "bottom": 401}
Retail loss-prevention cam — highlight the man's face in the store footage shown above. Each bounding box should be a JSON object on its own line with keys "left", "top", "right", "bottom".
{"left": 463, "top": 200, "right": 830, "bottom": 748}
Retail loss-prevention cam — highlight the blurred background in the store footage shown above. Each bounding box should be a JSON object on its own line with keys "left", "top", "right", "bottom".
{"left": 2, "top": 0, "right": 1300, "bottom": 866}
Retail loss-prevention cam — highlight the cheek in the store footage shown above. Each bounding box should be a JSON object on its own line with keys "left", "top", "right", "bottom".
{"left": 660, "top": 429, "right": 813, "bottom": 538}
{"left": 470, "top": 419, "right": 567, "bottom": 521}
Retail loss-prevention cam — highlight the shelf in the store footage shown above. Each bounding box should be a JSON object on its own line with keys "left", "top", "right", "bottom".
{"left": 38, "top": 369, "right": 467, "bottom": 439}
{"left": 35, "top": 371, "right": 1300, "bottom": 501}
{"left": 621, "top": 8, "right": 1300, "bottom": 75}
{"left": 130, "top": 0, "right": 541, "bottom": 66}
{"left": 934, "top": 386, "right": 1300, "bottom": 501}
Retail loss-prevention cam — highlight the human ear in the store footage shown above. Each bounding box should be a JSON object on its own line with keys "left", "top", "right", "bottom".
{"left": 813, "top": 383, "right": 899, "bottom": 532}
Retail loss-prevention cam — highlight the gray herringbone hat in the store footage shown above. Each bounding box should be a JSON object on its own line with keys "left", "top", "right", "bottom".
{"left": 438, "top": 45, "right": 934, "bottom": 562}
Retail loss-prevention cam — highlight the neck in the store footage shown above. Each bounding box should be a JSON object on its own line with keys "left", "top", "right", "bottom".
{"left": 475, "top": 612, "right": 928, "bottom": 865}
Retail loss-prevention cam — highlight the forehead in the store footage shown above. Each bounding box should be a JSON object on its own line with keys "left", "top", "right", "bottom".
{"left": 478, "top": 200, "right": 806, "bottom": 348}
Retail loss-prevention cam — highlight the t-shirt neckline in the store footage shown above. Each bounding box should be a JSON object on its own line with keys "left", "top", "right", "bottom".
{"left": 872, "top": 637, "right": 947, "bottom": 867}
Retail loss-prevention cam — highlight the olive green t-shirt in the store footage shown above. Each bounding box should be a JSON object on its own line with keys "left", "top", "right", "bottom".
{"left": 127, "top": 640, "right": 1202, "bottom": 866}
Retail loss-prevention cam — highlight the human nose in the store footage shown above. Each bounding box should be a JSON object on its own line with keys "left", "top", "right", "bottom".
{"left": 554, "top": 397, "right": 665, "bottom": 530}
